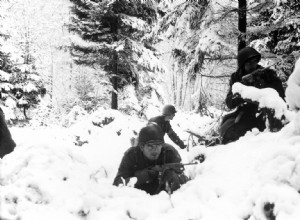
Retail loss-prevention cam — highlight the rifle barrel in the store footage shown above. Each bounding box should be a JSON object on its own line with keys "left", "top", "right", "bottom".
{"left": 166, "top": 162, "right": 198, "bottom": 166}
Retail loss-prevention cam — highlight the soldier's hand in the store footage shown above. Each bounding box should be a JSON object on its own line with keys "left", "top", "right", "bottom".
{"left": 241, "top": 74, "right": 254, "bottom": 85}
{"left": 134, "top": 168, "right": 159, "bottom": 184}
{"left": 177, "top": 142, "right": 186, "bottom": 149}
{"left": 173, "top": 164, "right": 184, "bottom": 173}
{"left": 232, "top": 93, "right": 244, "bottom": 106}
{"left": 150, "top": 165, "right": 163, "bottom": 173}
{"left": 232, "top": 93, "right": 241, "bottom": 100}
{"left": 180, "top": 144, "right": 187, "bottom": 149}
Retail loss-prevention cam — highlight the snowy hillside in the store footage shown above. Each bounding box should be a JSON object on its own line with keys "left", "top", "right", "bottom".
{"left": 1, "top": 1, "right": 300, "bottom": 220}
{"left": 1, "top": 106, "right": 300, "bottom": 220}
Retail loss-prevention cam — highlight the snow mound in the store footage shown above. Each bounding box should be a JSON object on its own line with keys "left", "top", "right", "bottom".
{"left": 286, "top": 57, "right": 300, "bottom": 111}
{"left": 232, "top": 82, "right": 290, "bottom": 120}
{"left": 1, "top": 110, "right": 300, "bottom": 220}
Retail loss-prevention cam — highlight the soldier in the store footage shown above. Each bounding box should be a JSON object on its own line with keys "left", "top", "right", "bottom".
{"left": 113, "top": 124, "right": 188, "bottom": 195}
{"left": 0, "top": 107, "right": 16, "bottom": 158}
{"left": 148, "top": 105, "right": 186, "bottom": 149}
{"left": 219, "top": 47, "right": 285, "bottom": 144}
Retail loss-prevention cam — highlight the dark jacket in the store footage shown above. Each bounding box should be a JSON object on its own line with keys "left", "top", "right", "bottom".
{"left": 149, "top": 116, "right": 185, "bottom": 149}
{"left": 113, "top": 144, "right": 182, "bottom": 195}
{"left": 220, "top": 48, "right": 285, "bottom": 144}
{"left": 225, "top": 67, "right": 285, "bottom": 110}
{"left": 0, "top": 108, "right": 16, "bottom": 158}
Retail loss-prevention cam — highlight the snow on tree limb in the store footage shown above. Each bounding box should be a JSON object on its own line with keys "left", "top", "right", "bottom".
{"left": 0, "top": 70, "right": 11, "bottom": 81}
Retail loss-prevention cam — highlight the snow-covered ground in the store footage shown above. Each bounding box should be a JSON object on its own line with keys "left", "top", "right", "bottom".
{"left": 1, "top": 105, "right": 300, "bottom": 220}
{"left": 1, "top": 55, "right": 300, "bottom": 220}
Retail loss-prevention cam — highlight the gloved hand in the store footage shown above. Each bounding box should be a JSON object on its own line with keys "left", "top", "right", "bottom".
{"left": 179, "top": 143, "right": 187, "bottom": 149}
{"left": 242, "top": 69, "right": 266, "bottom": 88}
{"left": 134, "top": 168, "right": 159, "bottom": 185}
{"left": 231, "top": 93, "right": 244, "bottom": 106}
{"left": 150, "top": 165, "right": 163, "bottom": 173}
{"left": 241, "top": 74, "right": 255, "bottom": 85}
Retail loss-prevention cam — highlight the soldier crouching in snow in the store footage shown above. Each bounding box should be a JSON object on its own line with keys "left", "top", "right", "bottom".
{"left": 113, "top": 124, "right": 188, "bottom": 195}
{"left": 0, "top": 107, "right": 16, "bottom": 158}
{"left": 219, "top": 47, "right": 285, "bottom": 144}
{"left": 148, "top": 104, "right": 186, "bottom": 149}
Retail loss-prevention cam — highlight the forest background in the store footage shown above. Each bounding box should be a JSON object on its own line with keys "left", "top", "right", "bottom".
{"left": 0, "top": 0, "right": 299, "bottom": 126}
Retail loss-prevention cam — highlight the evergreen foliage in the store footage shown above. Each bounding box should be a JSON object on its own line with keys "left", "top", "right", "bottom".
{"left": 0, "top": 49, "right": 46, "bottom": 119}
{"left": 0, "top": 0, "right": 51, "bottom": 121}
{"left": 69, "top": 0, "right": 157, "bottom": 109}
{"left": 248, "top": 0, "right": 300, "bottom": 83}
{"left": 152, "top": 1, "right": 228, "bottom": 111}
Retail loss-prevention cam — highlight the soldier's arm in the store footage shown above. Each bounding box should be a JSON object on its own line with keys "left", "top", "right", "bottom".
{"left": 160, "top": 145, "right": 184, "bottom": 174}
{"left": 165, "top": 144, "right": 182, "bottom": 163}
{"left": 225, "top": 89, "right": 245, "bottom": 109}
{"left": 262, "top": 70, "right": 285, "bottom": 99}
{"left": 166, "top": 123, "right": 185, "bottom": 149}
{"left": 268, "top": 79, "right": 285, "bottom": 99}
{"left": 113, "top": 151, "right": 135, "bottom": 186}
{"left": 225, "top": 76, "right": 244, "bottom": 109}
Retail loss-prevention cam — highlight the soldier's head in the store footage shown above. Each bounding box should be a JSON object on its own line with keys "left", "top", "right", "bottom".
{"left": 138, "top": 125, "right": 164, "bottom": 160}
{"left": 237, "top": 47, "right": 261, "bottom": 74}
{"left": 162, "top": 104, "right": 177, "bottom": 121}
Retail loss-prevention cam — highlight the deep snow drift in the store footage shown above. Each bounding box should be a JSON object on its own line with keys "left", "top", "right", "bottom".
{"left": 2, "top": 57, "right": 300, "bottom": 220}
{"left": 0, "top": 103, "right": 300, "bottom": 220}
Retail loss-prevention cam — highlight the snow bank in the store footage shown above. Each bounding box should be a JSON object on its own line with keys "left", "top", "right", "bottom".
{"left": 232, "top": 82, "right": 289, "bottom": 120}
{"left": 1, "top": 108, "right": 300, "bottom": 220}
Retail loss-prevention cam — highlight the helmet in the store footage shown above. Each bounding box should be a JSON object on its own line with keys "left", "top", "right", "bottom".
{"left": 138, "top": 125, "right": 164, "bottom": 145}
{"left": 162, "top": 104, "right": 177, "bottom": 116}
{"left": 237, "top": 47, "right": 261, "bottom": 68}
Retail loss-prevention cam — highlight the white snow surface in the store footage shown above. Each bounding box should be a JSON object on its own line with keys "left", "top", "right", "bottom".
{"left": 232, "top": 82, "right": 292, "bottom": 120}
{"left": 1, "top": 106, "right": 300, "bottom": 220}
{"left": 0, "top": 70, "right": 11, "bottom": 81}
{"left": 286, "top": 57, "right": 300, "bottom": 111}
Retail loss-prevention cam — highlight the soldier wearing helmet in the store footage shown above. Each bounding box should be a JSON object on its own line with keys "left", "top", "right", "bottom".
{"left": 113, "top": 124, "right": 188, "bottom": 195}
{"left": 219, "top": 47, "right": 285, "bottom": 144}
{"left": 148, "top": 104, "right": 186, "bottom": 149}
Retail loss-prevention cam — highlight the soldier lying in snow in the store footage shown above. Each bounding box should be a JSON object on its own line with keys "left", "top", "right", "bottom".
{"left": 113, "top": 124, "right": 189, "bottom": 195}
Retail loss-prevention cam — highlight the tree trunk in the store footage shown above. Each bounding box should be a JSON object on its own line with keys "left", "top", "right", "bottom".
{"left": 23, "top": 107, "right": 28, "bottom": 120}
{"left": 238, "top": 0, "right": 247, "bottom": 51}
{"left": 50, "top": 50, "right": 54, "bottom": 101}
{"left": 172, "top": 70, "right": 176, "bottom": 104}
{"left": 110, "top": 15, "right": 119, "bottom": 110}
{"left": 111, "top": 52, "right": 118, "bottom": 110}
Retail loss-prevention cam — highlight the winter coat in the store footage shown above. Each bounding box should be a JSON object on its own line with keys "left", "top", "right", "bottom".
{"left": 0, "top": 108, "right": 16, "bottom": 158}
{"left": 149, "top": 115, "right": 185, "bottom": 149}
{"left": 113, "top": 143, "right": 184, "bottom": 195}
{"left": 220, "top": 48, "right": 285, "bottom": 144}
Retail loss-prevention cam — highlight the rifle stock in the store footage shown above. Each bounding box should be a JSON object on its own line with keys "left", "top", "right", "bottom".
{"left": 151, "top": 162, "right": 199, "bottom": 194}
{"left": 241, "top": 63, "right": 275, "bottom": 86}
{"left": 242, "top": 68, "right": 265, "bottom": 82}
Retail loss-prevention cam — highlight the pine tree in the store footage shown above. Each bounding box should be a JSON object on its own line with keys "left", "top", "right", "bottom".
{"left": 69, "top": 0, "right": 157, "bottom": 110}
{"left": 0, "top": 49, "right": 46, "bottom": 120}
{"left": 0, "top": 0, "right": 46, "bottom": 120}
{"left": 238, "top": 0, "right": 247, "bottom": 51}
{"left": 247, "top": 0, "right": 300, "bottom": 83}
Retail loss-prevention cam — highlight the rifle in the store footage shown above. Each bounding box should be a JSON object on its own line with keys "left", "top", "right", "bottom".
{"left": 185, "top": 130, "right": 220, "bottom": 148}
{"left": 150, "top": 162, "right": 198, "bottom": 173}
{"left": 151, "top": 162, "right": 198, "bottom": 194}
{"left": 241, "top": 64, "right": 275, "bottom": 88}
